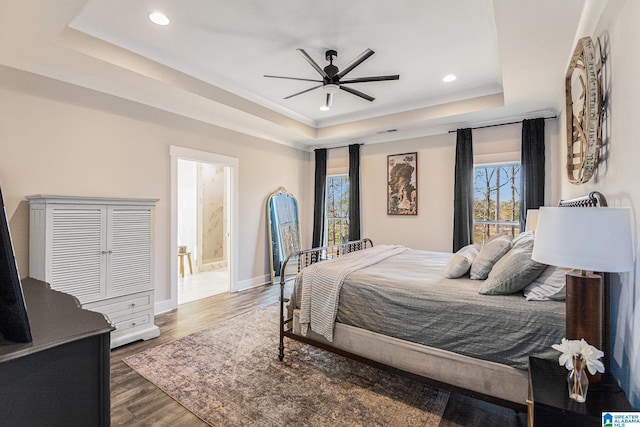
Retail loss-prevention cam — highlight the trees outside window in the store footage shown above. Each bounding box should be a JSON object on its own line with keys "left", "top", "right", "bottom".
{"left": 473, "top": 163, "right": 521, "bottom": 244}
{"left": 325, "top": 175, "right": 349, "bottom": 246}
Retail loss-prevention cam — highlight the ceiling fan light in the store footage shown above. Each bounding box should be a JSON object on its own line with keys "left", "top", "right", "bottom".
{"left": 320, "top": 92, "right": 333, "bottom": 111}
{"left": 323, "top": 84, "right": 340, "bottom": 94}
{"left": 148, "top": 11, "right": 170, "bottom": 26}
{"left": 442, "top": 74, "right": 457, "bottom": 83}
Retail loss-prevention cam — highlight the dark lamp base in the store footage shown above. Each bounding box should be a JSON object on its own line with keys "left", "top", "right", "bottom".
{"left": 565, "top": 271, "right": 603, "bottom": 386}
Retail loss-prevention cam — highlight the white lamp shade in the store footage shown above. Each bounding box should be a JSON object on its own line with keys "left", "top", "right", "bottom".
{"left": 532, "top": 207, "right": 634, "bottom": 272}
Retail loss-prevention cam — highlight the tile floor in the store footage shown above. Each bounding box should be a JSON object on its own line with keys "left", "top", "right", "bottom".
{"left": 178, "top": 268, "right": 230, "bottom": 305}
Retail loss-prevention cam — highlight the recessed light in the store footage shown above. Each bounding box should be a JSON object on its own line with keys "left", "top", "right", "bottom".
{"left": 442, "top": 74, "right": 457, "bottom": 83}
{"left": 148, "top": 11, "right": 170, "bottom": 26}
{"left": 319, "top": 105, "right": 330, "bottom": 111}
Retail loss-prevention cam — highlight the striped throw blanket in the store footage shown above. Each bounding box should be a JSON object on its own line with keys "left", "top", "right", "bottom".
{"left": 299, "top": 244, "right": 407, "bottom": 342}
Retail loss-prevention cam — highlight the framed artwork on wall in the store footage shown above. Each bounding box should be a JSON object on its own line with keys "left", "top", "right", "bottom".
{"left": 387, "top": 152, "right": 417, "bottom": 215}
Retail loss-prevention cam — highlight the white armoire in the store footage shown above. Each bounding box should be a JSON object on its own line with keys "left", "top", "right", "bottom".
{"left": 28, "top": 195, "right": 160, "bottom": 348}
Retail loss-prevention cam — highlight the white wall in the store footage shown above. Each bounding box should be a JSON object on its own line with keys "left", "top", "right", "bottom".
{"left": 0, "top": 65, "right": 310, "bottom": 308}
{"left": 323, "top": 119, "right": 560, "bottom": 252}
{"left": 557, "top": 0, "right": 640, "bottom": 408}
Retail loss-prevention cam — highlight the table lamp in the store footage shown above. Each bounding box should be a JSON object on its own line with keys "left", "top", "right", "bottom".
{"left": 531, "top": 207, "right": 633, "bottom": 380}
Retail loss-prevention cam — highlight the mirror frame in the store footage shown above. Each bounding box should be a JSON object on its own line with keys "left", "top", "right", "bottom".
{"left": 266, "top": 187, "right": 301, "bottom": 285}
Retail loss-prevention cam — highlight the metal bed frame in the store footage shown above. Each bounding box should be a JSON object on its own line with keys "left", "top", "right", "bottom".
{"left": 277, "top": 192, "right": 608, "bottom": 411}
{"left": 278, "top": 238, "right": 373, "bottom": 361}
{"left": 558, "top": 190, "right": 607, "bottom": 208}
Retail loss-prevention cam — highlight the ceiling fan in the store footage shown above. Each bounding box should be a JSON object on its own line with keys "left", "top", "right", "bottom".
{"left": 264, "top": 48, "right": 399, "bottom": 110}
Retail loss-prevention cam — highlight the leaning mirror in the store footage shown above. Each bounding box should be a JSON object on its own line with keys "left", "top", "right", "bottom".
{"left": 266, "top": 187, "right": 301, "bottom": 285}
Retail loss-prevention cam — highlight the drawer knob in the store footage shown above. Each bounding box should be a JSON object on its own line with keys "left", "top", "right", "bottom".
{"left": 131, "top": 322, "right": 137, "bottom": 327}
{"left": 129, "top": 303, "right": 136, "bottom": 308}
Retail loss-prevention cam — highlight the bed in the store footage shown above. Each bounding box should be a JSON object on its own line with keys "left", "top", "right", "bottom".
{"left": 277, "top": 192, "right": 607, "bottom": 411}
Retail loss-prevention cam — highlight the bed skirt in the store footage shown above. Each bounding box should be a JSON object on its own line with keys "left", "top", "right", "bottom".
{"left": 291, "top": 309, "right": 529, "bottom": 408}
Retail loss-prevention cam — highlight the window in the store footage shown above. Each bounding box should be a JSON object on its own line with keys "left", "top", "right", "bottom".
{"left": 325, "top": 175, "right": 349, "bottom": 246}
{"left": 473, "top": 162, "right": 521, "bottom": 244}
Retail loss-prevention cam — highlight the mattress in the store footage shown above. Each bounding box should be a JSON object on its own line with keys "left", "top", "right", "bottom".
{"left": 290, "top": 249, "right": 564, "bottom": 370}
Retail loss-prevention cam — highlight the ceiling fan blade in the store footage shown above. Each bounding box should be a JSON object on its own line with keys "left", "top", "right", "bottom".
{"left": 337, "top": 48, "right": 375, "bottom": 79}
{"left": 339, "top": 75, "right": 400, "bottom": 84}
{"left": 264, "top": 75, "right": 323, "bottom": 83}
{"left": 283, "top": 84, "right": 323, "bottom": 100}
{"left": 297, "top": 49, "right": 329, "bottom": 78}
{"left": 340, "top": 85, "right": 375, "bottom": 102}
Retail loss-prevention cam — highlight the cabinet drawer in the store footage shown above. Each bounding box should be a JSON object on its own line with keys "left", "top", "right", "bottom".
{"left": 112, "top": 310, "right": 152, "bottom": 334}
{"left": 84, "top": 291, "right": 152, "bottom": 318}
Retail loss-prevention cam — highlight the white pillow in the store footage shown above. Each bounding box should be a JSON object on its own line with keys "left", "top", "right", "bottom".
{"left": 444, "top": 244, "right": 480, "bottom": 278}
{"left": 523, "top": 266, "right": 567, "bottom": 301}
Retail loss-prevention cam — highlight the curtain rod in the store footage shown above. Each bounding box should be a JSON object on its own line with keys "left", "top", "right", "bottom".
{"left": 447, "top": 116, "right": 557, "bottom": 133}
{"left": 317, "top": 142, "right": 364, "bottom": 151}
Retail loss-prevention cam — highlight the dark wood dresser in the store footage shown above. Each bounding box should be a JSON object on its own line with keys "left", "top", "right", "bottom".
{"left": 0, "top": 278, "right": 114, "bottom": 426}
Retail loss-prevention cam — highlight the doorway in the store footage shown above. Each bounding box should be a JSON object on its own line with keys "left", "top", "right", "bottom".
{"left": 177, "top": 159, "right": 230, "bottom": 304}
{"left": 170, "top": 146, "right": 239, "bottom": 309}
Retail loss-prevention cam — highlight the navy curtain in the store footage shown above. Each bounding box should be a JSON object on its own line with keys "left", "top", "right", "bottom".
{"left": 348, "top": 144, "right": 361, "bottom": 241}
{"left": 520, "top": 118, "right": 545, "bottom": 231}
{"left": 453, "top": 128, "right": 474, "bottom": 252}
{"left": 312, "top": 148, "right": 327, "bottom": 248}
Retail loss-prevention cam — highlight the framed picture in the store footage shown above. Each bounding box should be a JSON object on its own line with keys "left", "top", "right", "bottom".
{"left": 387, "top": 152, "right": 417, "bottom": 215}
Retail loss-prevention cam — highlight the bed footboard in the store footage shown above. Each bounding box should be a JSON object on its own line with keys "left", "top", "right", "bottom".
{"left": 278, "top": 238, "right": 373, "bottom": 361}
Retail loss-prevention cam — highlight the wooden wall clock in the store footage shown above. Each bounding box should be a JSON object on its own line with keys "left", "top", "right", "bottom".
{"left": 565, "top": 36, "right": 603, "bottom": 184}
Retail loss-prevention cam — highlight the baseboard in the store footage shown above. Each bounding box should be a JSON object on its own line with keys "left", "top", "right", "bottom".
{"left": 155, "top": 298, "right": 176, "bottom": 314}
{"left": 235, "top": 274, "right": 270, "bottom": 292}
{"left": 199, "top": 260, "right": 228, "bottom": 272}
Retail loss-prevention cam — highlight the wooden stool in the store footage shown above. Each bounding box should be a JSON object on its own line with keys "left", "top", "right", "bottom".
{"left": 178, "top": 252, "right": 193, "bottom": 278}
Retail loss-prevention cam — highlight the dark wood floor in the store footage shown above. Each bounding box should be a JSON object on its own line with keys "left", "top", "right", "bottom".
{"left": 110, "top": 283, "right": 528, "bottom": 426}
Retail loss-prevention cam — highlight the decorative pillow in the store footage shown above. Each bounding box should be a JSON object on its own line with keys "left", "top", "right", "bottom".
{"left": 479, "top": 237, "right": 547, "bottom": 295}
{"left": 469, "top": 235, "right": 512, "bottom": 280}
{"left": 523, "top": 266, "right": 567, "bottom": 301}
{"left": 512, "top": 230, "right": 535, "bottom": 246}
{"left": 444, "top": 244, "right": 480, "bottom": 278}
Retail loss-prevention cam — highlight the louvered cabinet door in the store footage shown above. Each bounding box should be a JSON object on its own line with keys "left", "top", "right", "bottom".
{"left": 49, "top": 207, "right": 107, "bottom": 303}
{"left": 107, "top": 208, "right": 152, "bottom": 296}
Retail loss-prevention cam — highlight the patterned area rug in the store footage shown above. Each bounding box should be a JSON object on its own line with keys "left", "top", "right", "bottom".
{"left": 124, "top": 304, "right": 449, "bottom": 426}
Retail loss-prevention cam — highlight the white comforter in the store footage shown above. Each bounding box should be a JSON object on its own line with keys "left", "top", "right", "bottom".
{"left": 299, "top": 244, "right": 407, "bottom": 341}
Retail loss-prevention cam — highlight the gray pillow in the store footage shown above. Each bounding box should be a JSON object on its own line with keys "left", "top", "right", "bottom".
{"left": 479, "top": 237, "right": 547, "bottom": 295}
{"left": 469, "top": 235, "right": 512, "bottom": 280}
{"left": 444, "top": 244, "right": 480, "bottom": 278}
{"left": 512, "top": 230, "right": 535, "bottom": 246}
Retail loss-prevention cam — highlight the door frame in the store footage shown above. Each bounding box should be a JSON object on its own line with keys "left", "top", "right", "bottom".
{"left": 169, "top": 145, "right": 239, "bottom": 307}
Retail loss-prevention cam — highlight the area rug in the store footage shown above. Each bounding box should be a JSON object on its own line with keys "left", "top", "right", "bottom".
{"left": 124, "top": 304, "right": 449, "bottom": 426}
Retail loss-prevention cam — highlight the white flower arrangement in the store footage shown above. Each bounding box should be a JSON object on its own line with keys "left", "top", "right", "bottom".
{"left": 551, "top": 338, "right": 605, "bottom": 375}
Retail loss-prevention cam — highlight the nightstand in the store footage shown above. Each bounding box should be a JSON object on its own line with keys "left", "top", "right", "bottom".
{"left": 528, "top": 356, "right": 634, "bottom": 426}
